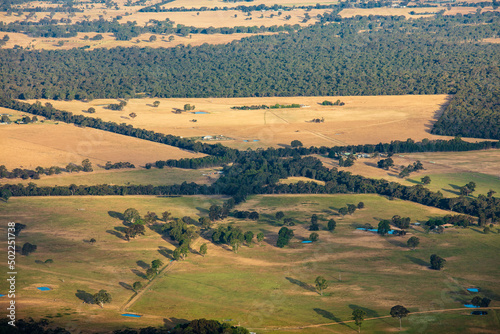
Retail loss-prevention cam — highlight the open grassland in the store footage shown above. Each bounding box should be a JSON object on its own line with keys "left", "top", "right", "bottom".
{"left": 339, "top": 6, "right": 499, "bottom": 18}
{"left": 124, "top": 8, "right": 323, "bottom": 27}
{"left": 0, "top": 167, "right": 221, "bottom": 187}
{"left": 1, "top": 194, "right": 498, "bottom": 332}
{"left": 28, "top": 94, "right": 489, "bottom": 150}
{"left": 0, "top": 31, "right": 275, "bottom": 50}
{"left": 0, "top": 195, "right": 226, "bottom": 332}
{"left": 0, "top": 112, "right": 205, "bottom": 169}
{"left": 161, "top": 0, "right": 338, "bottom": 9}
{"left": 315, "top": 150, "right": 500, "bottom": 198}
{"left": 129, "top": 194, "right": 500, "bottom": 332}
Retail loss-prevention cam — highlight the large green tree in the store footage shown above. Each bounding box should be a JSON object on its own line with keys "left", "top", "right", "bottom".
{"left": 315, "top": 276, "right": 328, "bottom": 296}
{"left": 390, "top": 305, "right": 410, "bottom": 330}
{"left": 352, "top": 308, "right": 366, "bottom": 333}
{"left": 93, "top": 290, "right": 111, "bottom": 308}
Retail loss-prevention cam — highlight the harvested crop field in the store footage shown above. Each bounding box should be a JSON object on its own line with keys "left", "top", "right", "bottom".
{"left": 0, "top": 114, "right": 205, "bottom": 169}
{"left": 29, "top": 94, "right": 488, "bottom": 150}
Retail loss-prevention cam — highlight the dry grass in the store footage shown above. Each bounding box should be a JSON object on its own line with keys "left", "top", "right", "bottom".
{"left": 0, "top": 111, "right": 205, "bottom": 169}
{"left": 122, "top": 8, "right": 325, "bottom": 27}
{"left": 0, "top": 31, "right": 274, "bottom": 50}
{"left": 28, "top": 94, "right": 481, "bottom": 150}
{"left": 161, "top": 0, "right": 338, "bottom": 9}
{"left": 340, "top": 6, "right": 499, "bottom": 18}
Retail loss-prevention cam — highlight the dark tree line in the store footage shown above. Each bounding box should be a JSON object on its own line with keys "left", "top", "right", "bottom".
{"left": 2, "top": 153, "right": 499, "bottom": 221}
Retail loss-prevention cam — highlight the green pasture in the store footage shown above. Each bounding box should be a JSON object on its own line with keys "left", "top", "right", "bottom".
{"left": 406, "top": 172, "right": 500, "bottom": 198}
{"left": 0, "top": 194, "right": 498, "bottom": 332}
{"left": 1, "top": 167, "right": 220, "bottom": 187}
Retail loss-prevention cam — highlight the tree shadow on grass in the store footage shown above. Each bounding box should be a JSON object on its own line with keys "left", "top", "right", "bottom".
{"left": 75, "top": 290, "right": 94, "bottom": 304}
{"left": 136, "top": 260, "right": 150, "bottom": 270}
{"left": 163, "top": 317, "right": 190, "bottom": 329}
{"left": 285, "top": 277, "right": 316, "bottom": 293}
{"left": 195, "top": 206, "right": 209, "bottom": 215}
{"left": 348, "top": 304, "right": 379, "bottom": 317}
{"left": 106, "top": 229, "right": 125, "bottom": 240}
{"left": 158, "top": 246, "right": 173, "bottom": 259}
{"left": 386, "top": 238, "right": 407, "bottom": 248}
{"left": 114, "top": 226, "right": 127, "bottom": 233}
{"left": 405, "top": 255, "right": 428, "bottom": 267}
{"left": 131, "top": 269, "right": 146, "bottom": 279}
{"left": 119, "top": 282, "right": 134, "bottom": 291}
{"left": 108, "top": 211, "right": 124, "bottom": 220}
{"left": 313, "top": 308, "right": 352, "bottom": 329}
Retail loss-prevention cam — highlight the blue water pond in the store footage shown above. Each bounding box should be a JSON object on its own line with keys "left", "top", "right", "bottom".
{"left": 121, "top": 314, "right": 142, "bottom": 318}
{"left": 37, "top": 287, "right": 51, "bottom": 291}
{"left": 356, "top": 228, "right": 397, "bottom": 234}
{"left": 467, "top": 288, "right": 479, "bottom": 293}
{"left": 192, "top": 111, "right": 208, "bottom": 114}
{"left": 464, "top": 304, "right": 480, "bottom": 308}
{"left": 302, "top": 240, "right": 313, "bottom": 244}
{"left": 243, "top": 140, "right": 248, "bottom": 142}
{"left": 0, "top": 294, "right": 4, "bottom": 297}
{"left": 471, "top": 311, "right": 488, "bottom": 315}
{"left": 253, "top": 139, "right": 260, "bottom": 142}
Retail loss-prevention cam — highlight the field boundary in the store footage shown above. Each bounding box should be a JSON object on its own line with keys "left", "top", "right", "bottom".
{"left": 248, "top": 307, "right": 500, "bottom": 331}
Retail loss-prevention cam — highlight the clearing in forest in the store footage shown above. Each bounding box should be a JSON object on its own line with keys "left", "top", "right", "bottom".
{"left": 30, "top": 94, "right": 474, "bottom": 150}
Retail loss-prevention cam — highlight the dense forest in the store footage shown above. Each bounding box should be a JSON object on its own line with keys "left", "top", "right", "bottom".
{"left": 0, "top": 12, "right": 499, "bottom": 138}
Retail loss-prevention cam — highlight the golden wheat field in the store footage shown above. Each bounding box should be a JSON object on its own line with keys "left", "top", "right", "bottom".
{"left": 0, "top": 109, "right": 205, "bottom": 169}
{"left": 26, "top": 94, "right": 489, "bottom": 150}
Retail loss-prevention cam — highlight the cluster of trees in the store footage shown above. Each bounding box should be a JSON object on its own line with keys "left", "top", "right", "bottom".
{"left": 425, "top": 214, "right": 474, "bottom": 229}
{"left": 107, "top": 100, "right": 127, "bottom": 110}
{"left": 0, "top": 160, "right": 91, "bottom": 180}
{"left": 391, "top": 215, "right": 411, "bottom": 229}
{"left": 338, "top": 154, "right": 356, "bottom": 167}
{"left": 377, "top": 157, "right": 394, "bottom": 170}
{"left": 104, "top": 161, "right": 135, "bottom": 170}
{"left": 430, "top": 254, "right": 446, "bottom": 270}
{"left": 460, "top": 181, "right": 477, "bottom": 196}
{"left": 338, "top": 203, "right": 363, "bottom": 216}
{"left": 232, "top": 210, "right": 259, "bottom": 220}
{"left": 211, "top": 225, "right": 257, "bottom": 252}
{"left": 321, "top": 99, "right": 344, "bottom": 106}
{"left": 161, "top": 219, "right": 197, "bottom": 246}
{"left": 0, "top": 318, "right": 250, "bottom": 333}
{"left": 398, "top": 161, "right": 424, "bottom": 178}
{"left": 277, "top": 226, "right": 294, "bottom": 247}
{"left": 0, "top": 34, "right": 9, "bottom": 47}
{"left": 231, "top": 104, "right": 269, "bottom": 110}
{"left": 231, "top": 103, "right": 301, "bottom": 110}
{"left": 471, "top": 296, "right": 491, "bottom": 308}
